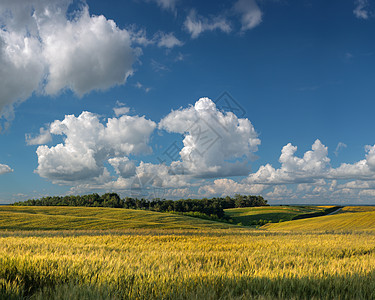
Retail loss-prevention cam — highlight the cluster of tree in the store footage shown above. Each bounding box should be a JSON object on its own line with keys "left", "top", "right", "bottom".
{"left": 13, "top": 193, "right": 268, "bottom": 219}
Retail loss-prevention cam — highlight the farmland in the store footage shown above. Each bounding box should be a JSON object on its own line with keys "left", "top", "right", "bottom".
{"left": 224, "top": 205, "right": 335, "bottom": 226}
{"left": 0, "top": 205, "right": 374, "bottom": 299}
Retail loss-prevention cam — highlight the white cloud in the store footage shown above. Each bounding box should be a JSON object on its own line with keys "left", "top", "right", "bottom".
{"left": 0, "top": 0, "right": 136, "bottom": 125}
{"left": 34, "top": 111, "right": 156, "bottom": 184}
{"left": 129, "top": 27, "right": 182, "bottom": 49}
{"left": 247, "top": 139, "right": 330, "bottom": 184}
{"left": 198, "top": 178, "right": 266, "bottom": 197}
{"left": 159, "top": 97, "right": 260, "bottom": 178}
{"left": 41, "top": 6, "right": 135, "bottom": 96}
{"left": 0, "top": 164, "right": 13, "bottom": 175}
{"left": 0, "top": 27, "right": 45, "bottom": 130}
{"left": 354, "top": 0, "right": 370, "bottom": 19}
{"left": 334, "top": 142, "right": 347, "bottom": 156}
{"left": 156, "top": 32, "right": 183, "bottom": 48}
{"left": 113, "top": 107, "right": 131, "bottom": 116}
{"left": 329, "top": 145, "right": 375, "bottom": 180}
{"left": 26, "top": 127, "right": 52, "bottom": 145}
{"left": 233, "top": 0, "right": 262, "bottom": 31}
{"left": 184, "top": 9, "right": 232, "bottom": 39}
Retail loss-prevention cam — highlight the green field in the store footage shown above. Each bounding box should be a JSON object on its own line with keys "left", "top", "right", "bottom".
{"left": 0, "top": 205, "right": 374, "bottom": 299}
{"left": 224, "top": 205, "right": 334, "bottom": 226}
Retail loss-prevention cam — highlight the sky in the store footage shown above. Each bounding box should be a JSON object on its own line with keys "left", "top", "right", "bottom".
{"left": 0, "top": 0, "right": 375, "bottom": 205}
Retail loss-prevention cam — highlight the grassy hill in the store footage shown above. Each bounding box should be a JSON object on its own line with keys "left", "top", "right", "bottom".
{"left": 263, "top": 206, "right": 375, "bottom": 231}
{"left": 224, "top": 205, "right": 334, "bottom": 226}
{"left": 0, "top": 206, "right": 238, "bottom": 230}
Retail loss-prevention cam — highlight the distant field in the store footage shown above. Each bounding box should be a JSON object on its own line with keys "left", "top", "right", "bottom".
{"left": 0, "top": 206, "right": 236, "bottom": 230}
{"left": 224, "top": 205, "right": 332, "bottom": 226}
{"left": 263, "top": 206, "right": 375, "bottom": 231}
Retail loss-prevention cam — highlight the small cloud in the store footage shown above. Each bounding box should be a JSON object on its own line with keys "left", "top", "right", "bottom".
{"left": 345, "top": 52, "right": 353, "bottom": 59}
{"left": 142, "top": 0, "right": 178, "bottom": 13}
{"left": 354, "top": 0, "right": 371, "bottom": 19}
{"left": 233, "top": 0, "right": 262, "bottom": 32}
{"left": 334, "top": 142, "right": 347, "bottom": 157}
{"left": 113, "top": 106, "right": 130, "bottom": 116}
{"left": 26, "top": 127, "right": 52, "bottom": 145}
{"left": 130, "top": 28, "right": 183, "bottom": 49}
{"left": 156, "top": 32, "right": 183, "bottom": 49}
{"left": 184, "top": 9, "right": 232, "bottom": 39}
{"left": 129, "top": 27, "right": 155, "bottom": 46}
{"left": 0, "top": 164, "right": 13, "bottom": 175}
{"left": 134, "top": 82, "right": 151, "bottom": 93}
{"left": 175, "top": 53, "right": 185, "bottom": 61}
{"left": 151, "top": 59, "right": 170, "bottom": 72}
{"left": 113, "top": 102, "right": 130, "bottom": 116}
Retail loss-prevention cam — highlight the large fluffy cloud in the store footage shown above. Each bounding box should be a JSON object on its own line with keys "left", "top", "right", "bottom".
{"left": 35, "top": 111, "right": 156, "bottom": 184}
{"left": 0, "top": 163, "right": 13, "bottom": 175}
{"left": 159, "top": 97, "right": 260, "bottom": 178}
{"left": 0, "top": 0, "right": 135, "bottom": 126}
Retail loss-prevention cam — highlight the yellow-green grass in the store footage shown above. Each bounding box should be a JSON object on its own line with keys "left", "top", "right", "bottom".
{"left": 0, "top": 229, "right": 374, "bottom": 299}
{"left": 224, "top": 205, "right": 332, "bottom": 226}
{"left": 263, "top": 207, "right": 375, "bottom": 232}
{"left": 0, "top": 206, "right": 238, "bottom": 230}
{"left": 339, "top": 206, "right": 375, "bottom": 213}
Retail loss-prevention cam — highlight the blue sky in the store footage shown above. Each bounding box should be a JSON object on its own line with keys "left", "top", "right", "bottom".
{"left": 0, "top": 0, "right": 375, "bottom": 204}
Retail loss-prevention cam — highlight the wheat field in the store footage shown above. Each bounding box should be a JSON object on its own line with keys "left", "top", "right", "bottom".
{"left": 0, "top": 206, "right": 374, "bottom": 299}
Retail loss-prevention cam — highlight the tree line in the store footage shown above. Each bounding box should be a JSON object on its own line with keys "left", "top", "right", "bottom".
{"left": 13, "top": 193, "right": 268, "bottom": 219}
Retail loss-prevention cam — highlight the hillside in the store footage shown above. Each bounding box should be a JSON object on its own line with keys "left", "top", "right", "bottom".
{"left": 263, "top": 206, "right": 375, "bottom": 231}
{"left": 224, "top": 205, "right": 334, "bottom": 226}
{"left": 0, "top": 206, "right": 238, "bottom": 230}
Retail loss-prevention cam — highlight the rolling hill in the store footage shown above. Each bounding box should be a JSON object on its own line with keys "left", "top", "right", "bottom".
{"left": 224, "top": 205, "right": 335, "bottom": 226}
{"left": 263, "top": 206, "right": 375, "bottom": 231}
{"left": 0, "top": 206, "right": 238, "bottom": 230}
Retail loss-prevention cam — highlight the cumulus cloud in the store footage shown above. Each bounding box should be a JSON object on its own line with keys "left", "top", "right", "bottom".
{"left": 41, "top": 6, "right": 135, "bottom": 96}
{"left": 34, "top": 111, "right": 156, "bottom": 184}
{"left": 354, "top": 0, "right": 370, "bottom": 19}
{"left": 240, "top": 140, "right": 375, "bottom": 203}
{"left": 233, "top": 0, "right": 262, "bottom": 31}
{"left": 71, "top": 161, "right": 191, "bottom": 198}
{"left": 0, "top": 0, "right": 136, "bottom": 126}
{"left": 184, "top": 9, "right": 232, "bottom": 39}
{"left": 0, "top": 163, "right": 13, "bottom": 175}
{"left": 159, "top": 97, "right": 260, "bottom": 178}
{"left": 198, "top": 178, "right": 265, "bottom": 197}
{"left": 247, "top": 139, "right": 330, "bottom": 184}
{"left": 329, "top": 145, "right": 375, "bottom": 180}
